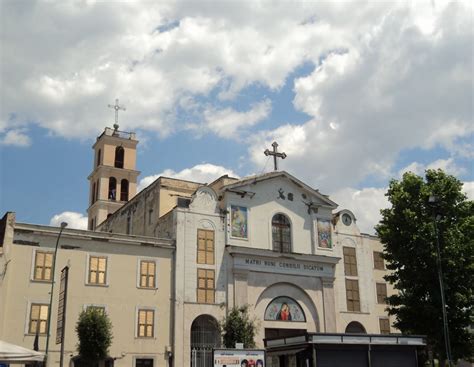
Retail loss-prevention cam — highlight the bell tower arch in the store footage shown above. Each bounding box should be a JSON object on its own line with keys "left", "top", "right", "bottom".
{"left": 87, "top": 124, "right": 140, "bottom": 230}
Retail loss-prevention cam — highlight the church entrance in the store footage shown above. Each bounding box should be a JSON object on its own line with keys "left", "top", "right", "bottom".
{"left": 190, "top": 315, "right": 220, "bottom": 367}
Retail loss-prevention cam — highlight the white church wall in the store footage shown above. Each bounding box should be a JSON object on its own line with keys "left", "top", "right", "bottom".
{"left": 224, "top": 177, "right": 334, "bottom": 255}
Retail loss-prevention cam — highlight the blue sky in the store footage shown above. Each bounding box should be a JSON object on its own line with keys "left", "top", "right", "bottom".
{"left": 1, "top": 1, "right": 472, "bottom": 233}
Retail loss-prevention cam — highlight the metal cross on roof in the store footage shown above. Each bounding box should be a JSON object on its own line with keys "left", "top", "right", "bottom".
{"left": 264, "top": 141, "right": 287, "bottom": 171}
{"left": 108, "top": 98, "right": 126, "bottom": 130}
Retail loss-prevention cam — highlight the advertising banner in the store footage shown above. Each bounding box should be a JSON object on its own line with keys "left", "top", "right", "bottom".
{"left": 213, "top": 349, "right": 265, "bottom": 367}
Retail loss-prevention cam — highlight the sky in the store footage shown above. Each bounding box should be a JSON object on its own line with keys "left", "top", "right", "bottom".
{"left": 0, "top": 0, "right": 472, "bottom": 234}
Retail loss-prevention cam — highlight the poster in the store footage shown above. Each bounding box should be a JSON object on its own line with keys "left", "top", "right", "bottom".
{"left": 317, "top": 219, "right": 332, "bottom": 248}
{"left": 231, "top": 205, "right": 248, "bottom": 239}
{"left": 214, "top": 349, "right": 265, "bottom": 367}
{"left": 264, "top": 296, "right": 306, "bottom": 322}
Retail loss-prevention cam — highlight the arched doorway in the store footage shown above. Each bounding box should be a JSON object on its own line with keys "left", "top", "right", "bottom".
{"left": 345, "top": 321, "right": 367, "bottom": 334}
{"left": 190, "top": 315, "right": 220, "bottom": 367}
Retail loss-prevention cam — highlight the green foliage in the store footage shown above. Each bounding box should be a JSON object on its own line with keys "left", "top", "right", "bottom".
{"left": 376, "top": 169, "right": 473, "bottom": 363}
{"left": 76, "top": 308, "right": 113, "bottom": 363}
{"left": 221, "top": 305, "right": 258, "bottom": 349}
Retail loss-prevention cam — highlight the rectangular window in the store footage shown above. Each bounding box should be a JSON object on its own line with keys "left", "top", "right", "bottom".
{"left": 88, "top": 256, "right": 107, "bottom": 285}
{"left": 343, "top": 247, "right": 358, "bottom": 276}
{"left": 374, "top": 251, "right": 385, "bottom": 270}
{"left": 197, "top": 269, "right": 215, "bottom": 304}
{"left": 29, "top": 304, "right": 49, "bottom": 334}
{"left": 379, "top": 318, "right": 390, "bottom": 334}
{"left": 33, "top": 251, "right": 54, "bottom": 281}
{"left": 137, "top": 309, "right": 154, "bottom": 338}
{"left": 139, "top": 260, "right": 156, "bottom": 288}
{"left": 376, "top": 283, "right": 388, "bottom": 304}
{"left": 197, "top": 229, "right": 215, "bottom": 265}
{"left": 345, "top": 279, "right": 360, "bottom": 312}
{"left": 136, "top": 359, "right": 154, "bottom": 367}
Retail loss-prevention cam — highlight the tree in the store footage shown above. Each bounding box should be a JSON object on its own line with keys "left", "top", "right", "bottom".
{"left": 376, "top": 169, "right": 473, "bottom": 365}
{"left": 221, "top": 305, "right": 258, "bottom": 349}
{"left": 76, "top": 308, "right": 113, "bottom": 365}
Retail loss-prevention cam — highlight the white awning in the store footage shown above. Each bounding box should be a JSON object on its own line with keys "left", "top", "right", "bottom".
{"left": 0, "top": 340, "right": 45, "bottom": 363}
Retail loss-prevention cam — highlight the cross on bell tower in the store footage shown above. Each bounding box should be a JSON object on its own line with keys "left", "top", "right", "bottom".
{"left": 264, "top": 141, "right": 287, "bottom": 171}
{"left": 108, "top": 98, "right": 126, "bottom": 130}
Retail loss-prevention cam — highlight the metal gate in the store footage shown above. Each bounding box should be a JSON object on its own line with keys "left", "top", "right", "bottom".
{"left": 190, "top": 315, "right": 221, "bottom": 367}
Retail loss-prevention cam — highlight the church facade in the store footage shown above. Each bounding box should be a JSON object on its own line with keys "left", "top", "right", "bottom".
{"left": 0, "top": 125, "right": 398, "bottom": 367}
{"left": 96, "top": 126, "right": 397, "bottom": 366}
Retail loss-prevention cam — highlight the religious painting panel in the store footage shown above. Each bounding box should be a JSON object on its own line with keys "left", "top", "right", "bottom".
{"left": 317, "top": 219, "right": 332, "bottom": 249}
{"left": 231, "top": 205, "right": 248, "bottom": 239}
{"left": 264, "top": 296, "right": 306, "bottom": 322}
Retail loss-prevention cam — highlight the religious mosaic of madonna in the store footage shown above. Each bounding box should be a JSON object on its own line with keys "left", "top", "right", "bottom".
{"left": 231, "top": 205, "right": 248, "bottom": 239}
{"left": 317, "top": 219, "right": 332, "bottom": 248}
{"left": 264, "top": 296, "right": 306, "bottom": 322}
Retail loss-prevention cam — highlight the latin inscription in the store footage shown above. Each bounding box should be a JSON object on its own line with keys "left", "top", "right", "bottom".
{"left": 243, "top": 258, "right": 324, "bottom": 273}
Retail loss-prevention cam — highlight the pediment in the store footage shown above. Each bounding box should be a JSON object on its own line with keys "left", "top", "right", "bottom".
{"left": 222, "top": 171, "right": 337, "bottom": 209}
{"left": 189, "top": 186, "right": 218, "bottom": 213}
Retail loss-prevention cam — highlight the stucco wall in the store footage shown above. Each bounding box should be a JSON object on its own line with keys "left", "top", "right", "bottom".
{"left": 332, "top": 211, "right": 396, "bottom": 333}
{"left": 2, "top": 223, "right": 173, "bottom": 367}
{"left": 223, "top": 177, "right": 334, "bottom": 254}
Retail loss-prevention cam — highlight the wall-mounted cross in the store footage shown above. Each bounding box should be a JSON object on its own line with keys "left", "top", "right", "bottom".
{"left": 264, "top": 141, "right": 287, "bottom": 171}
{"left": 108, "top": 98, "right": 126, "bottom": 130}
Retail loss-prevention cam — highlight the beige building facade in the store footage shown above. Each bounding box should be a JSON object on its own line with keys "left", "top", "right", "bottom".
{"left": 0, "top": 212, "right": 174, "bottom": 367}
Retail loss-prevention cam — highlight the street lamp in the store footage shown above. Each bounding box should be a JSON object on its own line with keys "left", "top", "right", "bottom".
{"left": 428, "top": 195, "right": 452, "bottom": 367}
{"left": 45, "top": 221, "right": 68, "bottom": 367}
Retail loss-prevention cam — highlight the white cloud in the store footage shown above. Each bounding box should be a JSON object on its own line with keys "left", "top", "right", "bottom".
{"left": 3, "top": 1, "right": 446, "bottom": 141}
{"left": 198, "top": 99, "right": 271, "bottom": 139}
{"left": 49, "top": 211, "right": 88, "bottom": 230}
{"left": 398, "top": 158, "right": 466, "bottom": 177}
{"left": 248, "top": 1, "right": 473, "bottom": 191}
{"left": 0, "top": 129, "right": 32, "bottom": 147}
{"left": 463, "top": 181, "right": 474, "bottom": 200}
{"left": 398, "top": 162, "right": 425, "bottom": 177}
{"left": 138, "top": 163, "right": 239, "bottom": 191}
{"left": 1, "top": 0, "right": 472, "bottom": 199}
{"left": 1, "top": 1, "right": 342, "bottom": 138}
{"left": 331, "top": 187, "right": 390, "bottom": 235}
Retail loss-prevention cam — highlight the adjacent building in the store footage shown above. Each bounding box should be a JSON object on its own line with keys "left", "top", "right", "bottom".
{"left": 0, "top": 212, "right": 174, "bottom": 367}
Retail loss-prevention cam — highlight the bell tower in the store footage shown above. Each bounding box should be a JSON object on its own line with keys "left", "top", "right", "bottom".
{"left": 87, "top": 100, "right": 140, "bottom": 230}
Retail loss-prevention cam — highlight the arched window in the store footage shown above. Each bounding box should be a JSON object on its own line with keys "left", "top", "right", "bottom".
{"left": 96, "top": 149, "right": 101, "bottom": 167}
{"left": 114, "top": 146, "right": 124, "bottom": 168}
{"left": 345, "top": 321, "right": 367, "bottom": 334}
{"left": 190, "top": 315, "right": 220, "bottom": 367}
{"left": 108, "top": 177, "right": 116, "bottom": 200}
{"left": 120, "top": 179, "right": 129, "bottom": 201}
{"left": 272, "top": 214, "right": 291, "bottom": 253}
